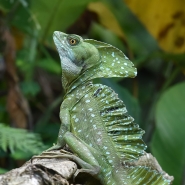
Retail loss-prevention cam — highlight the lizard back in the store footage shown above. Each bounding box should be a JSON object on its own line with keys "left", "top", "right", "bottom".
{"left": 68, "top": 82, "right": 146, "bottom": 164}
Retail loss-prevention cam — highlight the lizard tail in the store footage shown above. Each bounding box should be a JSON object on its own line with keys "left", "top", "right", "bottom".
{"left": 123, "top": 153, "right": 174, "bottom": 184}
{"left": 111, "top": 165, "right": 172, "bottom": 185}
{"left": 125, "top": 166, "right": 172, "bottom": 185}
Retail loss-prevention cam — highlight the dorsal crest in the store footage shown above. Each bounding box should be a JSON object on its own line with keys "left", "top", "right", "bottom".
{"left": 90, "top": 84, "right": 146, "bottom": 161}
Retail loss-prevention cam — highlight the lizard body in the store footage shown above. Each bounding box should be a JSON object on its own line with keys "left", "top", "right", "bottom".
{"left": 50, "top": 31, "right": 172, "bottom": 185}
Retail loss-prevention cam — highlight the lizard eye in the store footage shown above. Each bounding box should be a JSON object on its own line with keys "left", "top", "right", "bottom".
{"left": 70, "top": 39, "right": 76, "bottom": 45}
{"left": 67, "top": 37, "right": 79, "bottom": 46}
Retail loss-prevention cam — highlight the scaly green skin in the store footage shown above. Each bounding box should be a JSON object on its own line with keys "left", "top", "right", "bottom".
{"left": 51, "top": 31, "right": 172, "bottom": 185}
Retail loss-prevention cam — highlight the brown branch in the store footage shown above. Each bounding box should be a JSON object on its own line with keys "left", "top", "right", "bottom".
{"left": 0, "top": 150, "right": 79, "bottom": 185}
{"left": 0, "top": 149, "right": 100, "bottom": 185}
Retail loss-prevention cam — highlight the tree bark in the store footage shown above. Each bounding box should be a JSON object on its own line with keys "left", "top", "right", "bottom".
{"left": 0, "top": 150, "right": 80, "bottom": 185}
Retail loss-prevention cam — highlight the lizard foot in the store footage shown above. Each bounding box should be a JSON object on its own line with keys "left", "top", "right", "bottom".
{"left": 45, "top": 144, "right": 63, "bottom": 151}
{"left": 41, "top": 149, "right": 73, "bottom": 156}
{"left": 31, "top": 151, "right": 74, "bottom": 163}
{"left": 74, "top": 167, "right": 100, "bottom": 178}
{"left": 32, "top": 152, "right": 100, "bottom": 174}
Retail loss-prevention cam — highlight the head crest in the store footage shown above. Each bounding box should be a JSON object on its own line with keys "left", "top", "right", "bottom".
{"left": 84, "top": 39, "right": 137, "bottom": 80}
{"left": 64, "top": 37, "right": 137, "bottom": 93}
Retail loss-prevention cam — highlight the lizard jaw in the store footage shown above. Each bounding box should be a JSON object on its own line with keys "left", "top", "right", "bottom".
{"left": 53, "top": 31, "right": 82, "bottom": 84}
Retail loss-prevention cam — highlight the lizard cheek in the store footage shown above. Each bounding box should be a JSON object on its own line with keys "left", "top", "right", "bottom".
{"left": 61, "top": 57, "right": 82, "bottom": 75}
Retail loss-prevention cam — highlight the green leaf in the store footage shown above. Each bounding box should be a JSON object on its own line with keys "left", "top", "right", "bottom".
{"left": 151, "top": 82, "right": 185, "bottom": 185}
{"left": 36, "top": 58, "right": 61, "bottom": 74}
{"left": 11, "top": 149, "right": 34, "bottom": 160}
{"left": 0, "top": 0, "right": 12, "bottom": 11}
{"left": 20, "top": 81, "right": 40, "bottom": 96}
{"left": 102, "top": 0, "right": 159, "bottom": 57}
{"left": 0, "top": 167, "right": 8, "bottom": 174}
{"left": 0, "top": 123, "right": 46, "bottom": 155}
{"left": 31, "top": 0, "right": 96, "bottom": 38}
{"left": 89, "top": 23, "right": 126, "bottom": 53}
{"left": 0, "top": 0, "right": 33, "bottom": 32}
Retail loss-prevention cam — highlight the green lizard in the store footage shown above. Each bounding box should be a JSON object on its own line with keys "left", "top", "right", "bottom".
{"left": 41, "top": 31, "right": 173, "bottom": 185}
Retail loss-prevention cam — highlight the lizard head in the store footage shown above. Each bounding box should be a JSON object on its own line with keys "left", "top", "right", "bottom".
{"left": 53, "top": 31, "right": 137, "bottom": 91}
{"left": 53, "top": 31, "right": 100, "bottom": 89}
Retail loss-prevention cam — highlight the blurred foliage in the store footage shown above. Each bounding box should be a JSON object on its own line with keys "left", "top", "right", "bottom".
{"left": 151, "top": 82, "right": 185, "bottom": 185}
{"left": 0, "top": 123, "right": 47, "bottom": 154}
{"left": 0, "top": 0, "right": 184, "bottom": 184}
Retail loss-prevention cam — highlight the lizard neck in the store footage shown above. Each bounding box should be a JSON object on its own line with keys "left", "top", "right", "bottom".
{"left": 64, "top": 80, "right": 93, "bottom": 99}
{"left": 62, "top": 70, "right": 80, "bottom": 92}
{"left": 63, "top": 64, "right": 100, "bottom": 94}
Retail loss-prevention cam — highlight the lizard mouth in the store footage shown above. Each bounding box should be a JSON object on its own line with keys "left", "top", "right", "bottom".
{"left": 53, "top": 31, "right": 68, "bottom": 58}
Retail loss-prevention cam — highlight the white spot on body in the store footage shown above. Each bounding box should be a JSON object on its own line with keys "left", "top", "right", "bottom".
{"left": 101, "top": 93, "right": 105, "bottom": 97}
{"left": 75, "top": 118, "right": 79, "bottom": 122}
{"left": 93, "top": 125, "right": 97, "bottom": 129}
